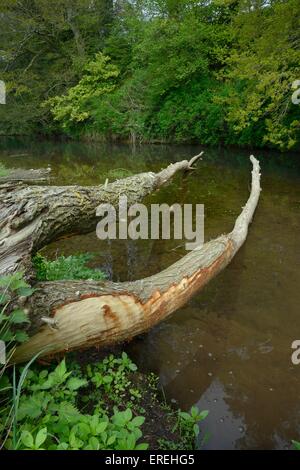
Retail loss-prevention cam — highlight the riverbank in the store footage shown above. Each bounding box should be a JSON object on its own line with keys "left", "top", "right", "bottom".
{"left": 0, "top": 348, "right": 205, "bottom": 450}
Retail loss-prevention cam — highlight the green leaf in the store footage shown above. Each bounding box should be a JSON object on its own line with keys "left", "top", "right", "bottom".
{"left": 113, "top": 411, "right": 126, "bottom": 426}
{"left": 88, "top": 436, "right": 100, "bottom": 450}
{"left": 67, "top": 377, "right": 87, "bottom": 391}
{"left": 21, "top": 430, "right": 34, "bottom": 449}
{"left": 1, "top": 330, "right": 14, "bottom": 342}
{"left": 179, "top": 411, "right": 191, "bottom": 421}
{"left": 57, "top": 402, "right": 81, "bottom": 422}
{"left": 126, "top": 433, "right": 136, "bottom": 450}
{"left": 135, "top": 443, "right": 149, "bottom": 450}
{"left": 17, "top": 287, "right": 34, "bottom": 297}
{"left": 107, "top": 435, "right": 116, "bottom": 446}
{"left": 131, "top": 416, "right": 145, "bottom": 427}
{"left": 18, "top": 393, "right": 47, "bottom": 420}
{"left": 198, "top": 410, "right": 209, "bottom": 421}
{"left": 55, "top": 359, "right": 67, "bottom": 378}
{"left": 57, "top": 442, "right": 69, "bottom": 450}
{"left": 292, "top": 440, "right": 300, "bottom": 450}
{"left": 35, "top": 427, "right": 47, "bottom": 448}
{"left": 69, "top": 431, "right": 78, "bottom": 449}
{"left": 9, "top": 278, "right": 28, "bottom": 292}
{"left": 124, "top": 408, "right": 132, "bottom": 422}
{"left": 15, "top": 330, "right": 29, "bottom": 343}
{"left": 9, "top": 309, "right": 29, "bottom": 324}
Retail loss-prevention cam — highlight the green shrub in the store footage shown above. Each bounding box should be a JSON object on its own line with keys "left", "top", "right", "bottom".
{"left": 33, "top": 253, "right": 106, "bottom": 281}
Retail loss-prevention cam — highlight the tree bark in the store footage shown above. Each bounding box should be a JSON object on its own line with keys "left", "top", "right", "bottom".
{"left": 0, "top": 155, "right": 261, "bottom": 364}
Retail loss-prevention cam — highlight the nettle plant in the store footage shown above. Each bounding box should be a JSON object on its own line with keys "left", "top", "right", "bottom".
{"left": 0, "top": 272, "right": 33, "bottom": 367}
{"left": 4, "top": 358, "right": 148, "bottom": 450}
{"left": 84, "top": 353, "right": 142, "bottom": 409}
{"left": 0, "top": 273, "right": 34, "bottom": 447}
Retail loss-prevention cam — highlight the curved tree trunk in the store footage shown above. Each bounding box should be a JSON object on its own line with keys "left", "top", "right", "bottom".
{"left": 0, "top": 155, "right": 261, "bottom": 363}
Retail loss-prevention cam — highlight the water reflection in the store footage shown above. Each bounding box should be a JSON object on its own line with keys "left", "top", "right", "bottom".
{"left": 195, "top": 380, "right": 247, "bottom": 450}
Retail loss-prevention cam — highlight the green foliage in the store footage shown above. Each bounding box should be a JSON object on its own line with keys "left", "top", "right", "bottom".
{"left": 32, "top": 253, "right": 106, "bottom": 281}
{"left": 46, "top": 53, "right": 120, "bottom": 136}
{"left": 1, "top": 0, "right": 299, "bottom": 149}
{"left": 3, "top": 358, "right": 148, "bottom": 450}
{"left": 0, "top": 273, "right": 35, "bottom": 448}
{"left": 0, "top": 273, "right": 33, "bottom": 361}
{"left": 158, "top": 406, "right": 209, "bottom": 450}
{"left": 178, "top": 406, "right": 209, "bottom": 444}
{"left": 0, "top": 0, "right": 115, "bottom": 135}
{"left": 293, "top": 440, "right": 300, "bottom": 450}
{"left": 82, "top": 353, "right": 141, "bottom": 409}
{"left": 219, "top": 0, "right": 300, "bottom": 149}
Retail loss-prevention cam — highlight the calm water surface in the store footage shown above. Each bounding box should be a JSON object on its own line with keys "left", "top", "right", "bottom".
{"left": 1, "top": 138, "right": 300, "bottom": 449}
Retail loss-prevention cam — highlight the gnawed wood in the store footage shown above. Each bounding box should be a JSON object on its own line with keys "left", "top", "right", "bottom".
{"left": 11, "top": 156, "right": 261, "bottom": 363}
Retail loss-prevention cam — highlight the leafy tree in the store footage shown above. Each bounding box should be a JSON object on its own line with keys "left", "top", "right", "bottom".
{"left": 220, "top": 0, "right": 300, "bottom": 149}
{"left": 0, "top": 0, "right": 114, "bottom": 134}
{"left": 0, "top": 0, "right": 299, "bottom": 149}
{"left": 46, "top": 52, "right": 120, "bottom": 136}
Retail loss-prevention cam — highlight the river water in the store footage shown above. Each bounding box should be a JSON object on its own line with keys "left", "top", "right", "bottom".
{"left": 1, "top": 138, "right": 300, "bottom": 449}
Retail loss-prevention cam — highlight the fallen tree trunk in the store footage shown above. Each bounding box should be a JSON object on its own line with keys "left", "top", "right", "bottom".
{"left": 1, "top": 154, "right": 261, "bottom": 363}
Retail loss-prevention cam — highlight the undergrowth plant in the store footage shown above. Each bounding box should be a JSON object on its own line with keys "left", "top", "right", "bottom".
{"left": 157, "top": 405, "right": 209, "bottom": 450}
{"left": 0, "top": 272, "right": 34, "bottom": 448}
{"left": 1, "top": 349, "right": 209, "bottom": 450}
{"left": 293, "top": 440, "right": 300, "bottom": 450}
{"left": 4, "top": 358, "right": 148, "bottom": 450}
{"left": 0, "top": 273, "right": 33, "bottom": 371}
{"left": 33, "top": 253, "right": 106, "bottom": 281}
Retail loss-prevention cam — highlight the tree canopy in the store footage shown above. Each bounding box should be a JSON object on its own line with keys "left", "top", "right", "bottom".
{"left": 0, "top": 0, "right": 299, "bottom": 150}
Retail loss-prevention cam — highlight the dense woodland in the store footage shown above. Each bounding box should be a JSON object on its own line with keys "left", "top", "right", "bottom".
{"left": 0, "top": 0, "right": 300, "bottom": 150}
